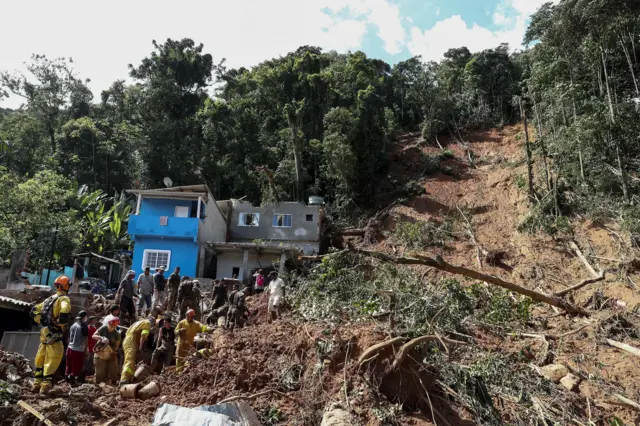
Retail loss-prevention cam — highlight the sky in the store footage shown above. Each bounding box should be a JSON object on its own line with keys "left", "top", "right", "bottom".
{"left": 0, "top": 0, "right": 553, "bottom": 109}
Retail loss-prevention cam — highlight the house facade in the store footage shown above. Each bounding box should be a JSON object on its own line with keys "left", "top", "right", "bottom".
{"left": 212, "top": 200, "right": 324, "bottom": 281}
{"left": 127, "top": 185, "right": 227, "bottom": 279}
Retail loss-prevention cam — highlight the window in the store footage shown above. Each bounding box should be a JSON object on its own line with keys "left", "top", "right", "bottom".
{"left": 238, "top": 212, "right": 260, "bottom": 227}
{"left": 306, "top": 214, "right": 314, "bottom": 222}
{"left": 231, "top": 267, "right": 240, "bottom": 279}
{"left": 273, "top": 214, "right": 292, "bottom": 227}
{"left": 159, "top": 216, "right": 168, "bottom": 226}
{"left": 142, "top": 250, "right": 171, "bottom": 270}
{"left": 174, "top": 206, "right": 189, "bottom": 218}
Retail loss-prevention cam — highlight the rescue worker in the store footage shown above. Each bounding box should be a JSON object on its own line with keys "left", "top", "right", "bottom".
{"left": 116, "top": 270, "right": 136, "bottom": 322}
{"left": 30, "top": 275, "right": 72, "bottom": 394}
{"left": 151, "top": 314, "right": 175, "bottom": 373}
{"left": 267, "top": 271, "right": 285, "bottom": 322}
{"left": 211, "top": 280, "right": 227, "bottom": 310}
{"left": 120, "top": 316, "right": 155, "bottom": 385}
{"left": 167, "top": 266, "right": 181, "bottom": 311}
{"left": 93, "top": 315, "right": 121, "bottom": 384}
{"left": 152, "top": 266, "right": 167, "bottom": 309}
{"left": 177, "top": 279, "right": 201, "bottom": 320}
{"left": 227, "top": 285, "right": 247, "bottom": 329}
{"left": 175, "top": 309, "right": 209, "bottom": 372}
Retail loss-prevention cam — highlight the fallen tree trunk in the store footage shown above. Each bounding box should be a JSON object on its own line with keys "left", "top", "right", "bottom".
{"left": 351, "top": 248, "right": 590, "bottom": 316}
{"left": 384, "top": 335, "right": 467, "bottom": 376}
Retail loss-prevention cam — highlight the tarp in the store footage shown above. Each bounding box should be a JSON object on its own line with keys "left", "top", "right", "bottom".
{"left": 151, "top": 402, "right": 261, "bottom": 426}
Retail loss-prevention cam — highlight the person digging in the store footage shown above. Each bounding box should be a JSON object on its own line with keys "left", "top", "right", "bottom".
{"left": 119, "top": 316, "right": 155, "bottom": 385}
{"left": 151, "top": 314, "right": 175, "bottom": 374}
{"left": 175, "top": 309, "right": 210, "bottom": 372}
{"left": 93, "top": 315, "right": 121, "bottom": 384}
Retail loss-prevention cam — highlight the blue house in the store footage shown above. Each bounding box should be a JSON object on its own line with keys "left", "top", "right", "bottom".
{"left": 127, "top": 185, "right": 228, "bottom": 279}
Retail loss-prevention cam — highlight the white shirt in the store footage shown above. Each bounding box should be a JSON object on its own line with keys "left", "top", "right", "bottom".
{"left": 269, "top": 278, "right": 285, "bottom": 297}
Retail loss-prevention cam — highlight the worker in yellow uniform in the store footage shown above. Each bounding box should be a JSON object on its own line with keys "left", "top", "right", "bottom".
{"left": 30, "top": 275, "right": 72, "bottom": 394}
{"left": 175, "top": 309, "right": 209, "bottom": 372}
{"left": 120, "top": 316, "right": 155, "bottom": 385}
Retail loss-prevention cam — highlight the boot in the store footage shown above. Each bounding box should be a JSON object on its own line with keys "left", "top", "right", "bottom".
{"left": 39, "top": 382, "right": 52, "bottom": 395}
{"left": 30, "top": 381, "right": 41, "bottom": 393}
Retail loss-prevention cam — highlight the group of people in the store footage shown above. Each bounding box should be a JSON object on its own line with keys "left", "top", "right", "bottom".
{"left": 29, "top": 267, "right": 287, "bottom": 395}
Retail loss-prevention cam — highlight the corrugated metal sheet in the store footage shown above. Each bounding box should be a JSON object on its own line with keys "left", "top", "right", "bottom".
{"left": 0, "top": 332, "right": 40, "bottom": 365}
{"left": 0, "top": 296, "right": 32, "bottom": 308}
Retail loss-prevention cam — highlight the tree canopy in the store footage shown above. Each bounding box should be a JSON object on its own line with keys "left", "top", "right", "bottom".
{"left": 3, "top": 1, "right": 640, "bottom": 270}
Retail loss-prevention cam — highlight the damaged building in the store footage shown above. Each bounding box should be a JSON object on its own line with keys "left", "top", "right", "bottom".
{"left": 127, "top": 185, "right": 325, "bottom": 284}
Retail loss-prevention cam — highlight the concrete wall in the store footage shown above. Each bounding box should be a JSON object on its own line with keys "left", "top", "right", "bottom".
{"left": 140, "top": 198, "right": 196, "bottom": 217}
{"left": 229, "top": 201, "right": 322, "bottom": 254}
{"left": 131, "top": 236, "right": 199, "bottom": 279}
{"left": 215, "top": 251, "right": 282, "bottom": 280}
{"left": 199, "top": 197, "right": 228, "bottom": 244}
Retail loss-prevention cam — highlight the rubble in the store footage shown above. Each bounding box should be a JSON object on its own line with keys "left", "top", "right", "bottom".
{"left": 560, "top": 373, "right": 581, "bottom": 392}
{"left": 540, "top": 364, "right": 569, "bottom": 384}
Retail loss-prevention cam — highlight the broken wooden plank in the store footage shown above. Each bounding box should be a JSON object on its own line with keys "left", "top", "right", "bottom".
{"left": 18, "top": 400, "right": 55, "bottom": 426}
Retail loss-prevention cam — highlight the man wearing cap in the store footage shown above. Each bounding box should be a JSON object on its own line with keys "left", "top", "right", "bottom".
{"left": 136, "top": 267, "right": 154, "bottom": 317}
{"left": 151, "top": 314, "right": 175, "bottom": 373}
{"left": 167, "top": 266, "right": 181, "bottom": 311}
{"left": 65, "top": 310, "right": 89, "bottom": 384}
{"left": 152, "top": 266, "right": 167, "bottom": 310}
{"left": 117, "top": 270, "right": 137, "bottom": 322}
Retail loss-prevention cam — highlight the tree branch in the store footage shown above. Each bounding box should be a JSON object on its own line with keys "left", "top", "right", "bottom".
{"left": 350, "top": 248, "right": 590, "bottom": 316}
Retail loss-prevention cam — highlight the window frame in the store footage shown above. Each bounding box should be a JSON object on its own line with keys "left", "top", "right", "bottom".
{"left": 142, "top": 249, "right": 171, "bottom": 271}
{"left": 238, "top": 212, "right": 260, "bottom": 227}
{"left": 174, "top": 206, "right": 190, "bottom": 218}
{"left": 272, "top": 213, "right": 293, "bottom": 228}
{"left": 305, "top": 214, "right": 314, "bottom": 222}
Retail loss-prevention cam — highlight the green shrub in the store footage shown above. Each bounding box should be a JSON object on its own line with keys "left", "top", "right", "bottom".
{"left": 392, "top": 219, "right": 452, "bottom": 249}
{"left": 438, "top": 149, "right": 455, "bottom": 160}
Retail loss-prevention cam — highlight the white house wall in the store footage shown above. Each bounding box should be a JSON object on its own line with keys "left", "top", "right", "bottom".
{"left": 215, "top": 251, "right": 283, "bottom": 280}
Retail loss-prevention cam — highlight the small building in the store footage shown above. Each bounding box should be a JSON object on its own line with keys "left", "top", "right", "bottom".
{"left": 212, "top": 200, "right": 324, "bottom": 281}
{"left": 127, "top": 185, "right": 228, "bottom": 279}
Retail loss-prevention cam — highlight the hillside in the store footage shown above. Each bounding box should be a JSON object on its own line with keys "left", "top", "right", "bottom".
{"left": 4, "top": 126, "right": 640, "bottom": 426}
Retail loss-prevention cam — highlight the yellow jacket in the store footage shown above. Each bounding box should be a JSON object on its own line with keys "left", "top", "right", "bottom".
{"left": 123, "top": 319, "right": 152, "bottom": 347}
{"left": 175, "top": 319, "right": 208, "bottom": 346}
{"left": 33, "top": 291, "right": 71, "bottom": 340}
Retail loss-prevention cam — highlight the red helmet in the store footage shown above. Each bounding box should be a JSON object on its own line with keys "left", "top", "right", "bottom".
{"left": 54, "top": 275, "right": 71, "bottom": 292}
{"left": 108, "top": 317, "right": 120, "bottom": 326}
{"left": 186, "top": 309, "right": 196, "bottom": 319}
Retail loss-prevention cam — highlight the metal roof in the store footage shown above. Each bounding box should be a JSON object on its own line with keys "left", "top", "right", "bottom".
{"left": 0, "top": 296, "right": 32, "bottom": 309}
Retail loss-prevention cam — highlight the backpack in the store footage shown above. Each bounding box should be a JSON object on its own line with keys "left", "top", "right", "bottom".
{"left": 38, "top": 294, "right": 61, "bottom": 330}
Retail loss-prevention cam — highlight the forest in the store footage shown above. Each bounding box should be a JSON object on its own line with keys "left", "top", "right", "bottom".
{"left": 1, "top": 0, "right": 640, "bottom": 270}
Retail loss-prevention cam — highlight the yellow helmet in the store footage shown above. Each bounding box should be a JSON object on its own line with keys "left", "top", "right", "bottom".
{"left": 54, "top": 275, "right": 71, "bottom": 292}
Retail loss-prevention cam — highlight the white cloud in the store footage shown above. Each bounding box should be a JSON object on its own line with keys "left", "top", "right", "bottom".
{"left": 408, "top": 15, "right": 524, "bottom": 61}
{"left": 0, "top": 0, "right": 403, "bottom": 109}
{"left": 435, "top": 7, "right": 440, "bottom": 16}
{"left": 408, "top": 0, "right": 557, "bottom": 62}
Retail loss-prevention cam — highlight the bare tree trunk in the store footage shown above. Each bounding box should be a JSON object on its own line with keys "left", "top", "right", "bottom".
{"left": 519, "top": 98, "right": 535, "bottom": 201}
{"left": 532, "top": 94, "right": 551, "bottom": 191}
{"left": 285, "top": 104, "right": 305, "bottom": 202}
{"left": 601, "top": 47, "right": 631, "bottom": 203}
{"left": 619, "top": 33, "right": 640, "bottom": 96}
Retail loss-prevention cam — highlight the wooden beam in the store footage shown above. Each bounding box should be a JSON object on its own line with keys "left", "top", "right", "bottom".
{"left": 18, "top": 400, "right": 55, "bottom": 426}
